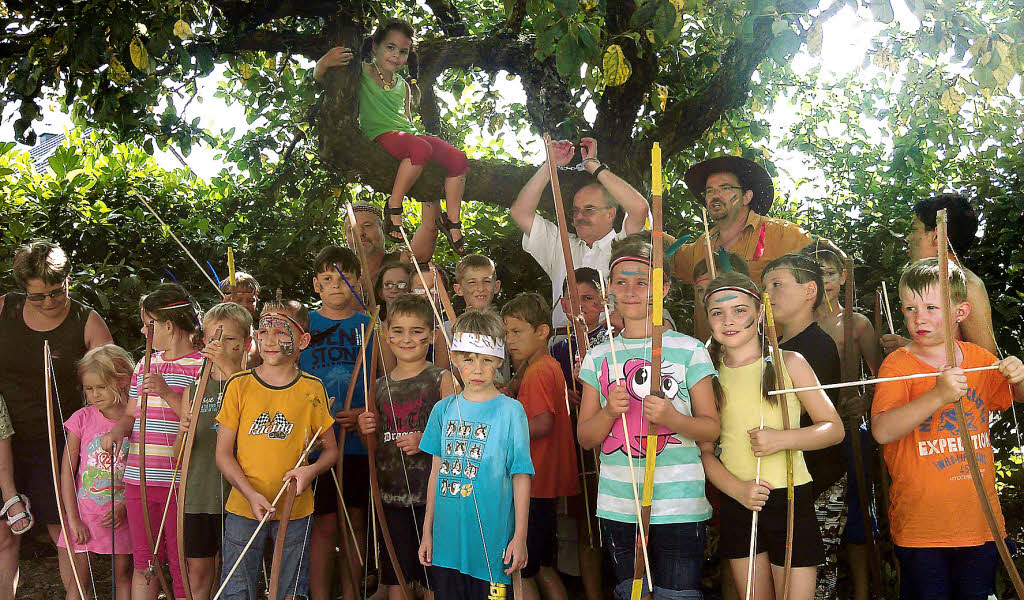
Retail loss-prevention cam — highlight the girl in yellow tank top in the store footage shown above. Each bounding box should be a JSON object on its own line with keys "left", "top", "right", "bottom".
{"left": 697, "top": 272, "right": 844, "bottom": 600}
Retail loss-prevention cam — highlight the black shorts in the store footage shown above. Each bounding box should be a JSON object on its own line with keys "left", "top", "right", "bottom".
{"left": 314, "top": 453, "right": 370, "bottom": 514}
{"left": 432, "top": 565, "right": 506, "bottom": 600}
{"left": 719, "top": 482, "right": 824, "bottom": 568}
{"left": 13, "top": 441, "right": 60, "bottom": 525}
{"left": 184, "top": 513, "right": 223, "bottom": 559}
{"left": 523, "top": 497, "right": 558, "bottom": 578}
{"left": 379, "top": 504, "right": 432, "bottom": 589}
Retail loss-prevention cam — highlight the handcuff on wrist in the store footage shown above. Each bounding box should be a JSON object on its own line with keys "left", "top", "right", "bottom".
{"left": 558, "top": 157, "right": 602, "bottom": 172}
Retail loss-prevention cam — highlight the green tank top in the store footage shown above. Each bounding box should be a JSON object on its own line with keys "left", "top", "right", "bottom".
{"left": 357, "top": 68, "right": 417, "bottom": 140}
{"left": 717, "top": 356, "right": 813, "bottom": 489}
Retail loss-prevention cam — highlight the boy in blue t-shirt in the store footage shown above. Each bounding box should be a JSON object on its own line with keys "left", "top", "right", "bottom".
{"left": 418, "top": 310, "right": 533, "bottom": 599}
{"left": 298, "top": 245, "right": 371, "bottom": 599}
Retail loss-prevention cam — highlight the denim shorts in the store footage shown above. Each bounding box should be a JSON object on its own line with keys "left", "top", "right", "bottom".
{"left": 219, "top": 512, "right": 313, "bottom": 600}
{"left": 601, "top": 518, "right": 706, "bottom": 600}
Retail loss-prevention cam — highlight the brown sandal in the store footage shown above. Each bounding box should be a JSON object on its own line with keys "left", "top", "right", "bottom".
{"left": 436, "top": 213, "right": 467, "bottom": 256}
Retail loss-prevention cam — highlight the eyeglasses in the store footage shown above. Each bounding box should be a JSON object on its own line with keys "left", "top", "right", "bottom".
{"left": 382, "top": 282, "right": 409, "bottom": 291}
{"left": 26, "top": 285, "right": 68, "bottom": 303}
{"left": 571, "top": 206, "right": 611, "bottom": 217}
{"left": 702, "top": 185, "right": 743, "bottom": 200}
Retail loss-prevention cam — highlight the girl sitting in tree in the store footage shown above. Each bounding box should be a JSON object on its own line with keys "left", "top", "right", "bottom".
{"left": 315, "top": 19, "right": 470, "bottom": 256}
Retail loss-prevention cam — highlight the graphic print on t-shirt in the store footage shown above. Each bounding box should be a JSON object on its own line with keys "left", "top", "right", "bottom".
{"left": 248, "top": 411, "right": 295, "bottom": 440}
{"left": 921, "top": 386, "right": 985, "bottom": 436}
{"left": 79, "top": 437, "right": 129, "bottom": 507}
{"left": 598, "top": 356, "right": 684, "bottom": 458}
{"left": 439, "top": 417, "right": 489, "bottom": 498}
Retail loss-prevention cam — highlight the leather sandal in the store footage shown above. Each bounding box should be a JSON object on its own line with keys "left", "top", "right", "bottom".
{"left": 383, "top": 204, "right": 405, "bottom": 245}
{"left": 436, "top": 212, "right": 467, "bottom": 256}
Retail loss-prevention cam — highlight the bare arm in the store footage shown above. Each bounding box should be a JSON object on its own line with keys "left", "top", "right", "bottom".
{"left": 787, "top": 352, "right": 844, "bottom": 449}
{"left": 60, "top": 433, "right": 82, "bottom": 522}
{"left": 527, "top": 411, "right": 554, "bottom": 439}
{"left": 84, "top": 311, "right": 114, "bottom": 350}
{"left": 871, "top": 367, "right": 966, "bottom": 444}
{"left": 578, "top": 138, "right": 649, "bottom": 234}
{"left": 577, "top": 383, "right": 612, "bottom": 449}
{"left": 961, "top": 276, "right": 998, "bottom": 356}
{"left": 854, "top": 313, "right": 882, "bottom": 376}
{"left": 649, "top": 375, "right": 720, "bottom": 443}
{"left": 510, "top": 141, "right": 575, "bottom": 235}
{"left": 215, "top": 423, "right": 260, "bottom": 503}
{"left": 440, "top": 370, "right": 456, "bottom": 398}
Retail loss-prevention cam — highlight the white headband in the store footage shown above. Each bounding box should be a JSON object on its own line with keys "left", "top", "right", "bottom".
{"left": 451, "top": 333, "right": 505, "bottom": 358}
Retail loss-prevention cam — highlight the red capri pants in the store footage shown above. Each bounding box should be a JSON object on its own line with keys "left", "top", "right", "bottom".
{"left": 375, "top": 131, "right": 468, "bottom": 177}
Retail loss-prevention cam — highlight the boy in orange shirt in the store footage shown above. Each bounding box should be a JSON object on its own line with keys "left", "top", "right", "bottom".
{"left": 871, "top": 258, "right": 1024, "bottom": 600}
{"left": 501, "top": 292, "right": 579, "bottom": 600}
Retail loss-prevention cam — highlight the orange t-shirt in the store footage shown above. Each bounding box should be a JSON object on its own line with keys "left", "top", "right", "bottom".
{"left": 872, "top": 341, "right": 1012, "bottom": 547}
{"left": 516, "top": 355, "right": 580, "bottom": 498}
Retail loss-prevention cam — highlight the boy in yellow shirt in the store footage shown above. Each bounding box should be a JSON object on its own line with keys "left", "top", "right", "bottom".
{"left": 215, "top": 300, "right": 338, "bottom": 598}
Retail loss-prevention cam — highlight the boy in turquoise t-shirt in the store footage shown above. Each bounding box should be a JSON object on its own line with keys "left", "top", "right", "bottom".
{"left": 418, "top": 310, "right": 533, "bottom": 599}
{"left": 577, "top": 233, "right": 719, "bottom": 600}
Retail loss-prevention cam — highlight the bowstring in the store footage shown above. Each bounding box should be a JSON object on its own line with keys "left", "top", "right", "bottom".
{"left": 48, "top": 348, "right": 99, "bottom": 600}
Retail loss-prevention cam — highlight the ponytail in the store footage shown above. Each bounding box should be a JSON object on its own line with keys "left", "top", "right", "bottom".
{"left": 140, "top": 282, "right": 203, "bottom": 348}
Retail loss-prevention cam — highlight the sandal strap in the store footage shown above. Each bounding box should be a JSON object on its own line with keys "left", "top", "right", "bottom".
{"left": 384, "top": 205, "right": 403, "bottom": 216}
{"left": 1, "top": 493, "right": 27, "bottom": 517}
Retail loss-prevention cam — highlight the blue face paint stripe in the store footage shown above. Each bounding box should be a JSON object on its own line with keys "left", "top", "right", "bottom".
{"left": 334, "top": 264, "right": 368, "bottom": 311}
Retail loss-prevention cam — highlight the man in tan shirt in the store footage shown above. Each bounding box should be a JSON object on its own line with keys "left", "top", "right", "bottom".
{"left": 672, "top": 155, "right": 813, "bottom": 340}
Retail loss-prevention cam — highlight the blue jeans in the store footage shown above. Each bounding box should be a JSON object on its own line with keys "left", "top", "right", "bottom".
{"left": 601, "top": 518, "right": 705, "bottom": 600}
{"left": 894, "top": 542, "right": 999, "bottom": 600}
{"left": 220, "top": 512, "right": 312, "bottom": 600}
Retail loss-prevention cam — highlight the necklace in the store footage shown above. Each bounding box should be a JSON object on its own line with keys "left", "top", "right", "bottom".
{"left": 372, "top": 60, "right": 394, "bottom": 91}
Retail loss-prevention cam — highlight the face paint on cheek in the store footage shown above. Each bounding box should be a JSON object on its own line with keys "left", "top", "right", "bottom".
{"left": 232, "top": 344, "right": 241, "bottom": 351}
{"left": 743, "top": 316, "right": 756, "bottom": 329}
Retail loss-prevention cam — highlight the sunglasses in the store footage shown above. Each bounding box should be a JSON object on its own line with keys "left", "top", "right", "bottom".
{"left": 26, "top": 285, "right": 68, "bottom": 303}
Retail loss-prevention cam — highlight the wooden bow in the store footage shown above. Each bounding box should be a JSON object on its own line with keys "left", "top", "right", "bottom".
{"left": 629, "top": 143, "right": 664, "bottom": 600}
{"left": 762, "top": 295, "right": 794, "bottom": 600}
{"left": 936, "top": 209, "right": 1024, "bottom": 598}
{"left": 175, "top": 326, "right": 223, "bottom": 600}
{"left": 267, "top": 479, "right": 298, "bottom": 600}
{"left": 543, "top": 134, "right": 589, "bottom": 360}
{"left": 212, "top": 426, "right": 325, "bottom": 600}
{"left": 44, "top": 340, "right": 89, "bottom": 600}
{"left": 343, "top": 202, "right": 412, "bottom": 597}
{"left": 137, "top": 321, "right": 175, "bottom": 598}
{"left": 840, "top": 259, "right": 884, "bottom": 598}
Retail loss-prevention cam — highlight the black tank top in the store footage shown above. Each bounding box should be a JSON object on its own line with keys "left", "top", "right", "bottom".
{"left": 0, "top": 293, "right": 92, "bottom": 443}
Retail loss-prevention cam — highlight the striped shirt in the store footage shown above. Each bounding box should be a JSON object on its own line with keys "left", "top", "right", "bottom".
{"left": 124, "top": 350, "right": 203, "bottom": 487}
{"left": 578, "top": 331, "right": 715, "bottom": 524}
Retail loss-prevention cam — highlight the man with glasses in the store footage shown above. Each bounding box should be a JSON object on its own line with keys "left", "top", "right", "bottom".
{"left": 511, "top": 137, "right": 650, "bottom": 328}
{"left": 672, "top": 156, "right": 813, "bottom": 340}
{"left": 0, "top": 240, "right": 113, "bottom": 598}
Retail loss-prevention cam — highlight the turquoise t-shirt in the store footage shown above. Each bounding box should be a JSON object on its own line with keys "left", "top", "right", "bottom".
{"left": 578, "top": 330, "right": 716, "bottom": 524}
{"left": 299, "top": 310, "right": 372, "bottom": 456}
{"left": 419, "top": 393, "right": 534, "bottom": 585}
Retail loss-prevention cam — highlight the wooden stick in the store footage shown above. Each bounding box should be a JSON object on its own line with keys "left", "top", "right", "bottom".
{"left": 768, "top": 364, "right": 1002, "bottom": 396}
{"left": 212, "top": 427, "right": 325, "bottom": 600}
{"left": 701, "top": 206, "right": 717, "bottom": 280}
{"left": 840, "top": 259, "right": 885, "bottom": 599}
{"left": 267, "top": 479, "right": 298, "bottom": 600}
{"left": 138, "top": 195, "right": 225, "bottom": 297}
{"left": 543, "top": 134, "right": 589, "bottom": 360}
{"left": 763, "top": 295, "right": 794, "bottom": 600}
{"left": 937, "top": 209, "right": 1024, "bottom": 598}
{"left": 880, "top": 281, "right": 895, "bottom": 335}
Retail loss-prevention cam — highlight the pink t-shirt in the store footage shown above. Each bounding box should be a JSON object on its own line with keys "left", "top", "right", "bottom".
{"left": 124, "top": 350, "right": 203, "bottom": 487}
{"left": 57, "top": 405, "right": 131, "bottom": 554}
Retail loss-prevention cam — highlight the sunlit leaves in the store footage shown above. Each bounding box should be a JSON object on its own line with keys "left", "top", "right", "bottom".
{"left": 129, "top": 37, "right": 149, "bottom": 70}
{"left": 602, "top": 45, "right": 631, "bottom": 86}
{"left": 173, "top": 19, "right": 193, "bottom": 40}
{"left": 869, "top": 0, "right": 894, "bottom": 23}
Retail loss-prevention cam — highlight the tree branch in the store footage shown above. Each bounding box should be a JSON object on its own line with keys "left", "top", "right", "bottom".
{"left": 423, "top": 0, "right": 469, "bottom": 36}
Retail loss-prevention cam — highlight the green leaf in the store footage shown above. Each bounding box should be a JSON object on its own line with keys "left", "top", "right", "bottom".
{"left": 602, "top": 45, "right": 631, "bottom": 86}
{"left": 555, "top": 35, "right": 584, "bottom": 79}
{"left": 554, "top": 0, "right": 577, "bottom": 17}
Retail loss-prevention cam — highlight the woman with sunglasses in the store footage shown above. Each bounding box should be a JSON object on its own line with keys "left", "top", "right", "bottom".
{"left": 0, "top": 239, "right": 112, "bottom": 599}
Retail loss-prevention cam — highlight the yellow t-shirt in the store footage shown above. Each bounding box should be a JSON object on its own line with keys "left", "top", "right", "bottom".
{"left": 718, "top": 357, "right": 812, "bottom": 489}
{"left": 216, "top": 370, "right": 335, "bottom": 521}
